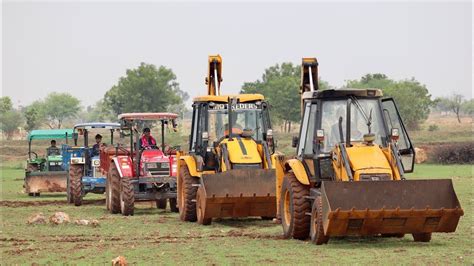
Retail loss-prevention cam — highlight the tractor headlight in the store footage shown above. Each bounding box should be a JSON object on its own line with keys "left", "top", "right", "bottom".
{"left": 92, "top": 159, "right": 100, "bottom": 167}
{"left": 70, "top": 157, "right": 85, "bottom": 164}
{"left": 160, "top": 162, "right": 170, "bottom": 169}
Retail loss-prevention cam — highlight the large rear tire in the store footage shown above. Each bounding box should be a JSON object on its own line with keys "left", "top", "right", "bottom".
{"left": 310, "top": 196, "right": 329, "bottom": 245}
{"left": 67, "top": 176, "right": 74, "bottom": 204}
{"left": 120, "top": 177, "right": 135, "bottom": 216}
{"left": 169, "top": 198, "right": 179, "bottom": 213}
{"left": 69, "top": 164, "right": 84, "bottom": 206}
{"left": 412, "top": 233, "right": 431, "bottom": 242}
{"left": 109, "top": 164, "right": 121, "bottom": 214}
{"left": 196, "top": 187, "right": 212, "bottom": 225}
{"left": 178, "top": 165, "right": 199, "bottom": 222}
{"left": 280, "top": 172, "right": 310, "bottom": 240}
{"left": 156, "top": 199, "right": 167, "bottom": 209}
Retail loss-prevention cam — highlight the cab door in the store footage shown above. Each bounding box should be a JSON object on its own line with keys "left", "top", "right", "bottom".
{"left": 382, "top": 98, "right": 415, "bottom": 173}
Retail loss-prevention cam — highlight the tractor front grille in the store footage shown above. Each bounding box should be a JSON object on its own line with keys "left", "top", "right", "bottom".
{"left": 145, "top": 162, "right": 170, "bottom": 176}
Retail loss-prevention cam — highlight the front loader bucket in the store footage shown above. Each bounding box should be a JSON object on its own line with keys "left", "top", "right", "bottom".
{"left": 199, "top": 169, "right": 276, "bottom": 219}
{"left": 24, "top": 171, "right": 68, "bottom": 193}
{"left": 321, "top": 180, "right": 463, "bottom": 236}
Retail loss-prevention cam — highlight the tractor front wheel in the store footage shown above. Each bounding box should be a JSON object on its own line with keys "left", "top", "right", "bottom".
{"left": 169, "top": 198, "right": 179, "bottom": 213}
{"left": 412, "top": 233, "right": 431, "bottom": 242}
{"left": 156, "top": 199, "right": 167, "bottom": 209}
{"left": 69, "top": 164, "right": 84, "bottom": 206}
{"left": 178, "top": 165, "right": 199, "bottom": 222}
{"left": 280, "top": 172, "right": 310, "bottom": 240}
{"left": 120, "top": 177, "right": 135, "bottom": 216}
{"left": 109, "top": 164, "right": 121, "bottom": 214}
{"left": 310, "top": 196, "right": 329, "bottom": 245}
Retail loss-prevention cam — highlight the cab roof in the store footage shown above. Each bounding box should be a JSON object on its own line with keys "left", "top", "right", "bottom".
{"left": 118, "top": 112, "right": 178, "bottom": 121}
{"left": 73, "top": 122, "right": 121, "bottom": 130}
{"left": 193, "top": 94, "right": 265, "bottom": 103}
{"left": 27, "top": 129, "right": 74, "bottom": 141}
{"left": 302, "top": 88, "right": 383, "bottom": 100}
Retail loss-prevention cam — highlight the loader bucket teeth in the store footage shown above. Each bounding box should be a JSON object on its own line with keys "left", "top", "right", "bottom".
{"left": 320, "top": 180, "right": 464, "bottom": 237}
{"left": 198, "top": 169, "right": 276, "bottom": 219}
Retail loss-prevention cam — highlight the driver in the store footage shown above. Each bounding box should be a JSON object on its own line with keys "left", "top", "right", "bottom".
{"left": 47, "top": 140, "right": 61, "bottom": 156}
{"left": 91, "top": 134, "right": 104, "bottom": 156}
{"left": 139, "top": 128, "right": 157, "bottom": 149}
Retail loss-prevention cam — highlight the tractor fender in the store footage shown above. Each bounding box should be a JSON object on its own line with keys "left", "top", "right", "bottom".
{"left": 285, "top": 159, "right": 310, "bottom": 185}
{"left": 179, "top": 155, "right": 201, "bottom": 178}
{"left": 112, "top": 156, "right": 134, "bottom": 178}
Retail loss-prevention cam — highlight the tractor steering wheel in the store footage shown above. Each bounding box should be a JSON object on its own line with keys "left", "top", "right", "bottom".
{"left": 28, "top": 151, "right": 38, "bottom": 159}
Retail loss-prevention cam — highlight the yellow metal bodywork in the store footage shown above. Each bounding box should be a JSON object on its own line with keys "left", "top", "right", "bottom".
{"left": 220, "top": 138, "right": 262, "bottom": 164}
{"left": 193, "top": 94, "right": 264, "bottom": 103}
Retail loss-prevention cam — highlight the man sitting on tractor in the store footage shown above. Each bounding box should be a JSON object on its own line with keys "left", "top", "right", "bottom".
{"left": 139, "top": 128, "right": 157, "bottom": 149}
{"left": 91, "top": 134, "right": 104, "bottom": 156}
{"left": 47, "top": 140, "right": 61, "bottom": 156}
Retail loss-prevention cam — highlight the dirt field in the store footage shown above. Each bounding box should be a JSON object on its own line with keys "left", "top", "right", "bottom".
{"left": 1, "top": 164, "right": 472, "bottom": 264}
{"left": 1, "top": 114, "right": 472, "bottom": 264}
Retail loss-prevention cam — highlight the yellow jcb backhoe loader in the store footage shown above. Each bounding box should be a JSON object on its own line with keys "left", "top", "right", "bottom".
{"left": 276, "top": 57, "right": 463, "bottom": 244}
{"left": 177, "top": 55, "right": 280, "bottom": 225}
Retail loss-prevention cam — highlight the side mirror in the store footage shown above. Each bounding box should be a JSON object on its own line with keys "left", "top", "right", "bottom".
{"left": 391, "top": 128, "right": 400, "bottom": 141}
{"left": 291, "top": 136, "right": 299, "bottom": 148}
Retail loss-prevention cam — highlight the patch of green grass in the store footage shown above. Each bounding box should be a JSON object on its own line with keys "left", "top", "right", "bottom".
{"left": 1, "top": 164, "right": 472, "bottom": 264}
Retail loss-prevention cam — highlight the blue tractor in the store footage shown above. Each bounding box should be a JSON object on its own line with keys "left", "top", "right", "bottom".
{"left": 63, "top": 122, "right": 121, "bottom": 206}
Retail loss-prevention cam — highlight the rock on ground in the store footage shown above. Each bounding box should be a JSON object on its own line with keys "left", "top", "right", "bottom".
{"left": 49, "top": 212, "right": 70, "bottom": 224}
{"left": 27, "top": 213, "right": 46, "bottom": 224}
{"left": 112, "top": 256, "right": 127, "bottom": 266}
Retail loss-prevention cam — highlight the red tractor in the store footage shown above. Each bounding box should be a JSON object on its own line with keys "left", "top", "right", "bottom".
{"left": 103, "top": 113, "right": 179, "bottom": 216}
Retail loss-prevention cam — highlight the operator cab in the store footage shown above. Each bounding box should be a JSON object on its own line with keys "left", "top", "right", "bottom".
{"left": 294, "top": 89, "right": 415, "bottom": 184}
{"left": 189, "top": 94, "right": 275, "bottom": 171}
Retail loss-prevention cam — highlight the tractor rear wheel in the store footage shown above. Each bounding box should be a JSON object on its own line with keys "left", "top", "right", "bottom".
{"left": 109, "top": 164, "right": 121, "bottom": 214}
{"left": 310, "top": 196, "right": 329, "bottom": 245}
{"left": 120, "top": 177, "right": 135, "bottom": 216}
{"left": 196, "top": 187, "right": 212, "bottom": 225}
{"left": 169, "top": 198, "right": 179, "bottom": 213}
{"left": 69, "top": 164, "right": 84, "bottom": 206}
{"left": 412, "top": 233, "right": 431, "bottom": 242}
{"left": 178, "top": 165, "right": 199, "bottom": 222}
{"left": 156, "top": 199, "right": 167, "bottom": 209}
{"left": 280, "top": 172, "right": 310, "bottom": 240}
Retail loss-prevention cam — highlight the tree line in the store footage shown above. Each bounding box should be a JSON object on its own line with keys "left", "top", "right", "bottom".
{"left": 1, "top": 61, "right": 472, "bottom": 139}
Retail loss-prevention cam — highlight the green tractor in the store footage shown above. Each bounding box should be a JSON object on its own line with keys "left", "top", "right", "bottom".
{"left": 25, "top": 129, "right": 73, "bottom": 196}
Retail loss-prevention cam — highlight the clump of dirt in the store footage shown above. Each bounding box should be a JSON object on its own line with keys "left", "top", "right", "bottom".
{"left": 27, "top": 213, "right": 46, "bottom": 224}
{"left": 74, "top": 219, "right": 100, "bottom": 227}
{"left": 112, "top": 256, "right": 128, "bottom": 266}
{"left": 49, "top": 212, "right": 70, "bottom": 224}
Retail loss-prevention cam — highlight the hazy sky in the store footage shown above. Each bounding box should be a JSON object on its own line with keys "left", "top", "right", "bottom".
{"left": 2, "top": 1, "right": 472, "bottom": 108}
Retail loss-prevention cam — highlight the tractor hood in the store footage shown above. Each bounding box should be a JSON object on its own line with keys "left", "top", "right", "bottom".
{"left": 140, "top": 149, "right": 169, "bottom": 162}
{"left": 221, "top": 137, "right": 262, "bottom": 164}
{"left": 345, "top": 144, "right": 391, "bottom": 172}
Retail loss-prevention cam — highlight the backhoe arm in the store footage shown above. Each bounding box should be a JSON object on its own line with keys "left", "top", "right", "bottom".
{"left": 206, "top": 55, "right": 223, "bottom": 96}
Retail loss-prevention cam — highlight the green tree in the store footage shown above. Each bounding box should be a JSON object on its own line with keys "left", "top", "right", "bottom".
{"left": 435, "top": 94, "right": 465, "bottom": 123}
{"left": 0, "top": 96, "right": 13, "bottom": 114}
{"left": 23, "top": 101, "right": 44, "bottom": 131}
{"left": 461, "top": 99, "right": 474, "bottom": 115}
{"left": 241, "top": 62, "right": 330, "bottom": 132}
{"left": 42, "top": 92, "right": 81, "bottom": 128}
{"left": 0, "top": 110, "right": 23, "bottom": 139}
{"left": 104, "top": 63, "right": 184, "bottom": 116}
{"left": 346, "top": 74, "right": 433, "bottom": 129}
